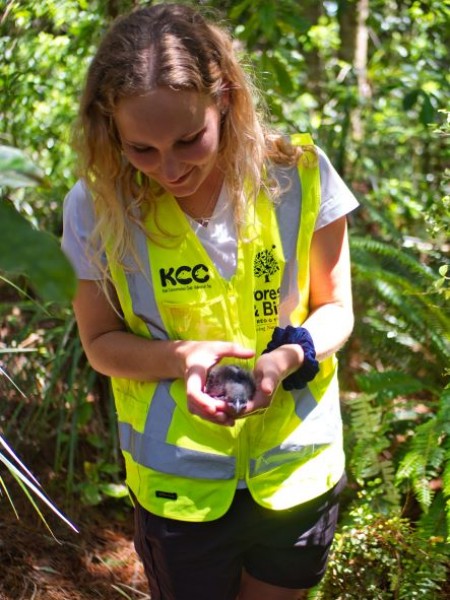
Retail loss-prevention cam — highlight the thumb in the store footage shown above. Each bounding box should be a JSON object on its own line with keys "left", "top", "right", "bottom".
{"left": 259, "top": 374, "right": 277, "bottom": 396}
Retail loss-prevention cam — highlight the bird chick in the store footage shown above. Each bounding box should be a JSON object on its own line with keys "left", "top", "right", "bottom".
{"left": 205, "top": 364, "right": 256, "bottom": 417}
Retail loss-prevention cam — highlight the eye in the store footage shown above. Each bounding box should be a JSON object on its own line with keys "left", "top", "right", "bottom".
{"left": 130, "top": 145, "right": 154, "bottom": 154}
{"left": 179, "top": 130, "right": 204, "bottom": 146}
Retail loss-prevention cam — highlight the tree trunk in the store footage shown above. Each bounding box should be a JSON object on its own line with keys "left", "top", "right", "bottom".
{"left": 301, "top": 0, "right": 325, "bottom": 105}
{"left": 338, "top": 0, "right": 358, "bottom": 63}
{"left": 338, "top": 0, "right": 371, "bottom": 141}
{"left": 352, "top": 0, "right": 370, "bottom": 140}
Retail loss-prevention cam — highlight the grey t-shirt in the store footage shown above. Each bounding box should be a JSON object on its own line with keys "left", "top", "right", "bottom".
{"left": 62, "top": 147, "right": 359, "bottom": 280}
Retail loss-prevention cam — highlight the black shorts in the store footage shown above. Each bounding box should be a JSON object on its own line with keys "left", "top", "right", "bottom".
{"left": 134, "top": 475, "right": 346, "bottom": 600}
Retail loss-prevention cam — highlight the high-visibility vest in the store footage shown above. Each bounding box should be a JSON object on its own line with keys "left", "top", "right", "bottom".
{"left": 107, "top": 134, "right": 345, "bottom": 522}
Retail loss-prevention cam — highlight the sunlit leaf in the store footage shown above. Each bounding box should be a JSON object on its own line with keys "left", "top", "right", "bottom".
{"left": 0, "top": 145, "right": 44, "bottom": 188}
{"left": 100, "top": 483, "right": 128, "bottom": 499}
{"left": 0, "top": 201, "right": 76, "bottom": 302}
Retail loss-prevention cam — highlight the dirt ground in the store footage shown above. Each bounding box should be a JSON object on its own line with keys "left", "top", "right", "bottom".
{"left": 0, "top": 493, "right": 149, "bottom": 600}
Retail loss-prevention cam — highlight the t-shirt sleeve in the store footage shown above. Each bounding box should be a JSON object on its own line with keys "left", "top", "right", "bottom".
{"left": 315, "top": 146, "right": 359, "bottom": 231}
{"left": 61, "top": 180, "right": 104, "bottom": 280}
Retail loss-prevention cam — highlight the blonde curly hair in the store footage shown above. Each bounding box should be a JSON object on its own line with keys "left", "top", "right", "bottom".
{"left": 73, "top": 2, "right": 303, "bottom": 274}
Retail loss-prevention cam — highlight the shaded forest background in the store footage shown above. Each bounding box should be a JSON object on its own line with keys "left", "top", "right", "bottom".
{"left": 0, "top": 0, "right": 449, "bottom": 598}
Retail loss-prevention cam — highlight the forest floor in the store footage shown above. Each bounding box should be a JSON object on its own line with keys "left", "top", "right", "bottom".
{"left": 0, "top": 490, "right": 149, "bottom": 600}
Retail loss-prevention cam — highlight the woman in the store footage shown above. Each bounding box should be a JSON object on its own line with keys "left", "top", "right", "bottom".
{"left": 62, "top": 3, "right": 358, "bottom": 599}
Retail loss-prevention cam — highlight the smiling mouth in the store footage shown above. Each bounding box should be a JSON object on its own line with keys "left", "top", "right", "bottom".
{"left": 168, "top": 169, "right": 194, "bottom": 186}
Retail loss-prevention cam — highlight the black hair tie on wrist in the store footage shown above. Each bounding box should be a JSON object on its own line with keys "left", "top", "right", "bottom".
{"left": 262, "top": 325, "right": 320, "bottom": 390}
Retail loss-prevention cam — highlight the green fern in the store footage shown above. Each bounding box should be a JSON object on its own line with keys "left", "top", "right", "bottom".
{"left": 312, "top": 492, "right": 449, "bottom": 599}
{"left": 344, "top": 371, "right": 450, "bottom": 541}
{"left": 345, "top": 392, "right": 400, "bottom": 508}
{"left": 396, "top": 387, "right": 450, "bottom": 522}
{"left": 351, "top": 236, "right": 450, "bottom": 364}
{"left": 417, "top": 492, "right": 448, "bottom": 543}
{"left": 356, "top": 370, "right": 438, "bottom": 397}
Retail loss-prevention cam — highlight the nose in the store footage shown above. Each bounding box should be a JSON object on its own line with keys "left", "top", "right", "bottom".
{"left": 159, "top": 151, "right": 184, "bottom": 183}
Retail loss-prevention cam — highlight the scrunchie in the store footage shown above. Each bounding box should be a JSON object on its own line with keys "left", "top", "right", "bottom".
{"left": 262, "top": 325, "right": 320, "bottom": 390}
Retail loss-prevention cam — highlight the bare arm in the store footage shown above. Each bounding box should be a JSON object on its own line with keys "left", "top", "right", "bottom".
{"left": 73, "top": 279, "right": 254, "bottom": 423}
{"left": 74, "top": 216, "right": 353, "bottom": 423}
{"left": 251, "top": 216, "right": 354, "bottom": 403}
{"left": 302, "top": 215, "right": 355, "bottom": 359}
{"left": 74, "top": 279, "right": 182, "bottom": 380}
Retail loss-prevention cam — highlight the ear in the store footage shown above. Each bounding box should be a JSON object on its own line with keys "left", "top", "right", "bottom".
{"left": 218, "top": 81, "right": 231, "bottom": 115}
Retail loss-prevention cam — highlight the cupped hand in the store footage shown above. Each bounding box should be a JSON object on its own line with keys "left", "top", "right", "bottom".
{"left": 182, "top": 341, "right": 255, "bottom": 426}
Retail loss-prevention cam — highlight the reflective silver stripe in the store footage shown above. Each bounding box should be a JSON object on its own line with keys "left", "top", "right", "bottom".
{"left": 293, "top": 386, "right": 318, "bottom": 421}
{"left": 125, "top": 224, "right": 168, "bottom": 339}
{"left": 273, "top": 165, "right": 302, "bottom": 262}
{"left": 118, "top": 381, "right": 236, "bottom": 479}
{"left": 273, "top": 165, "right": 302, "bottom": 326}
{"left": 116, "top": 164, "right": 326, "bottom": 482}
{"left": 123, "top": 166, "right": 302, "bottom": 336}
{"left": 250, "top": 388, "right": 340, "bottom": 477}
{"left": 250, "top": 442, "right": 329, "bottom": 477}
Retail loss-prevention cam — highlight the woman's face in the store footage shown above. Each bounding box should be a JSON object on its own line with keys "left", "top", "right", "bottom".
{"left": 114, "top": 87, "right": 223, "bottom": 202}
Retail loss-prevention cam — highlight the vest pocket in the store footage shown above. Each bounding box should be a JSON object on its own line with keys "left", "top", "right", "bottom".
{"left": 112, "top": 378, "right": 154, "bottom": 433}
{"left": 160, "top": 295, "right": 230, "bottom": 341}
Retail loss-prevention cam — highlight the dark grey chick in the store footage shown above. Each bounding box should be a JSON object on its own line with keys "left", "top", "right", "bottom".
{"left": 205, "top": 364, "right": 256, "bottom": 417}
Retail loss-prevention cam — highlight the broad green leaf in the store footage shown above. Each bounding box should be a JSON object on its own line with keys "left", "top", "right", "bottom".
{"left": 229, "top": 0, "right": 252, "bottom": 21}
{"left": 270, "top": 54, "right": 294, "bottom": 94}
{"left": 0, "top": 145, "right": 44, "bottom": 188}
{"left": 419, "top": 93, "right": 435, "bottom": 125}
{"left": 100, "top": 483, "right": 128, "bottom": 499}
{"left": 259, "top": 2, "right": 276, "bottom": 40}
{"left": 0, "top": 201, "right": 76, "bottom": 302}
{"left": 403, "top": 89, "right": 420, "bottom": 111}
{"left": 81, "top": 482, "right": 103, "bottom": 506}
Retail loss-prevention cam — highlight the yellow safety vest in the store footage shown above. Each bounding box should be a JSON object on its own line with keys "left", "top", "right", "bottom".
{"left": 108, "top": 134, "right": 345, "bottom": 522}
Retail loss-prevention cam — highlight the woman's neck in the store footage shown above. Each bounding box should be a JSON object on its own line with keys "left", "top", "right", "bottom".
{"left": 176, "top": 168, "right": 224, "bottom": 225}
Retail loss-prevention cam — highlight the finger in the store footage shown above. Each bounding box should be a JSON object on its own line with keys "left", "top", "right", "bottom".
{"left": 259, "top": 374, "right": 277, "bottom": 396}
{"left": 253, "top": 366, "right": 278, "bottom": 396}
{"left": 215, "top": 343, "right": 255, "bottom": 360}
{"left": 188, "top": 401, "right": 236, "bottom": 426}
{"left": 186, "top": 364, "right": 207, "bottom": 392}
{"left": 187, "top": 382, "right": 230, "bottom": 415}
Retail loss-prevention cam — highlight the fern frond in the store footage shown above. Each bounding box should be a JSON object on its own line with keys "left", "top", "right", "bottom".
{"left": 354, "top": 264, "right": 450, "bottom": 362}
{"left": 355, "top": 370, "right": 438, "bottom": 397}
{"left": 351, "top": 236, "right": 450, "bottom": 364}
{"left": 441, "top": 450, "right": 450, "bottom": 500}
{"left": 346, "top": 393, "right": 384, "bottom": 440}
{"left": 417, "top": 492, "right": 448, "bottom": 541}
{"left": 397, "top": 417, "right": 447, "bottom": 511}
{"left": 351, "top": 237, "right": 436, "bottom": 279}
{"left": 379, "top": 459, "right": 401, "bottom": 506}
{"left": 346, "top": 393, "right": 399, "bottom": 507}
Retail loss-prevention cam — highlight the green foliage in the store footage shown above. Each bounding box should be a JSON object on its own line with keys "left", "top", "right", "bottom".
{"left": 0, "top": 138, "right": 78, "bottom": 530}
{"left": 0, "top": 144, "right": 43, "bottom": 187}
{"left": 350, "top": 236, "right": 449, "bottom": 394}
{"left": 79, "top": 460, "right": 128, "bottom": 506}
{"left": 345, "top": 389, "right": 400, "bottom": 509}
{"left": 0, "top": 0, "right": 116, "bottom": 232}
{"left": 396, "top": 386, "right": 450, "bottom": 533}
{"left": 344, "top": 375, "right": 450, "bottom": 535}
{"left": 0, "top": 432, "right": 78, "bottom": 537}
{"left": 0, "top": 199, "right": 76, "bottom": 302}
{"left": 344, "top": 231, "right": 449, "bottom": 542}
{"left": 0, "top": 2, "right": 449, "bottom": 593}
{"left": 0, "top": 297, "right": 124, "bottom": 510}
{"left": 312, "top": 486, "right": 449, "bottom": 599}
{"left": 0, "top": 145, "right": 76, "bottom": 302}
